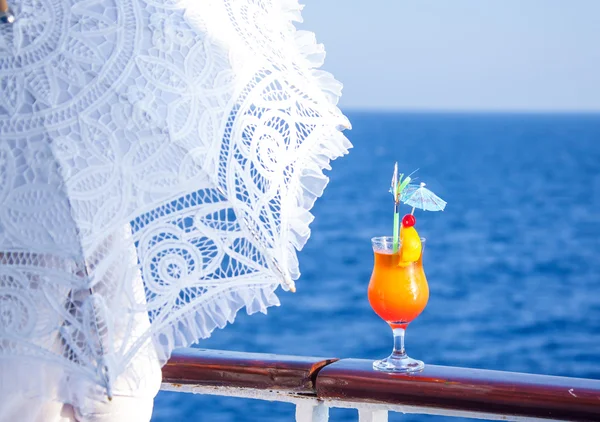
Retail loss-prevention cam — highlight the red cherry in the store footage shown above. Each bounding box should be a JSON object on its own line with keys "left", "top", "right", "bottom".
{"left": 402, "top": 214, "right": 416, "bottom": 228}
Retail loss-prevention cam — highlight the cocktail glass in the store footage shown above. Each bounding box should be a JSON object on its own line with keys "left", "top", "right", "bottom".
{"left": 368, "top": 236, "right": 429, "bottom": 372}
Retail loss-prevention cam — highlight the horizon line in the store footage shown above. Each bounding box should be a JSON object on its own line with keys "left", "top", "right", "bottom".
{"left": 339, "top": 107, "right": 600, "bottom": 115}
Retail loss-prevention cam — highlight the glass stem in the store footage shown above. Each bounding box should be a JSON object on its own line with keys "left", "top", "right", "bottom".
{"left": 392, "top": 327, "right": 407, "bottom": 358}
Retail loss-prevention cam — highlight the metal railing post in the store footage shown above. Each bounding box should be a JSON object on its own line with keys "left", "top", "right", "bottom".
{"left": 295, "top": 402, "right": 329, "bottom": 422}
{"left": 358, "top": 409, "right": 388, "bottom": 422}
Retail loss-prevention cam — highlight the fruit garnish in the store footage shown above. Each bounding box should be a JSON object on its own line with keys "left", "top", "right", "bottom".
{"left": 400, "top": 225, "right": 422, "bottom": 264}
{"left": 402, "top": 214, "right": 416, "bottom": 228}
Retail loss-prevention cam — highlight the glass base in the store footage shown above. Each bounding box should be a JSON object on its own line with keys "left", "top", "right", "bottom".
{"left": 373, "top": 354, "right": 424, "bottom": 373}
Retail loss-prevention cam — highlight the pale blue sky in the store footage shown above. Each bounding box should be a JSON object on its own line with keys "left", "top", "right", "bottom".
{"left": 300, "top": 0, "right": 600, "bottom": 111}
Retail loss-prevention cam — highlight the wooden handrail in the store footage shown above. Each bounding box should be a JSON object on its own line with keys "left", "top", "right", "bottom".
{"left": 162, "top": 349, "right": 600, "bottom": 421}
{"left": 316, "top": 359, "right": 600, "bottom": 421}
{"left": 163, "top": 348, "right": 337, "bottom": 394}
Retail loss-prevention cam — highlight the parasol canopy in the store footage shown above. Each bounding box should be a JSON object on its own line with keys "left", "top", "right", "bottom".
{"left": 0, "top": 0, "right": 350, "bottom": 407}
{"left": 401, "top": 182, "right": 447, "bottom": 212}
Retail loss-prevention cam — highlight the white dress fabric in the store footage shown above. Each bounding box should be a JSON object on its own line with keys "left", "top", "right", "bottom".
{"left": 0, "top": 0, "right": 351, "bottom": 417}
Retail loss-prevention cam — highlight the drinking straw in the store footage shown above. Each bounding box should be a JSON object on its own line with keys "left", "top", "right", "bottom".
{"left": 391, "top": 163, "right": 412, "bottom": 254}
{"left": 393, "top": 200, "right": 401, "bottom": 253}
{"left": 391, "top": 163, "right": 400, "bottom": 253}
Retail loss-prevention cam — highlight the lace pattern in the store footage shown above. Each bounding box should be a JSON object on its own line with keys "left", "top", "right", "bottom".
{"left": 0, "top": 0, "right": 351, "bottom": 405}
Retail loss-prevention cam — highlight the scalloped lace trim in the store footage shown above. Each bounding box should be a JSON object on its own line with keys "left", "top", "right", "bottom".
{"left": 153, "top": 281, "right": 280, "bottom": 362}
{"left": 277, "top": 0, "right": 352, "bottom": 286}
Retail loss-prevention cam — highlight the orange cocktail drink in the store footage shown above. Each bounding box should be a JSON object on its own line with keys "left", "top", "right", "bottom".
{"left": 374, "top": 165, "right": 445, "bottom": 372}
{"left": 368, "top": 234, "right": 428, "bottom": 372}
{"left": 368, "top": 247, "right": 429, "bottom": 330}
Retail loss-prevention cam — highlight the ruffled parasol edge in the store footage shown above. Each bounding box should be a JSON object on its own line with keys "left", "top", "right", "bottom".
{"left": 152, "top": 281, "right": 281, "bottom": 364}
{"left": 277, "top": 0, "right": 353, "bottom": 289}
{"left": 152, "top": 0, "right": 351, "bottom": 370}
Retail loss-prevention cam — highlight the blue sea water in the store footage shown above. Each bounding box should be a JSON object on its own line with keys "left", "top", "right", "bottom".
{"left": 151, "top": 112, "right": 600, "bottom": 421}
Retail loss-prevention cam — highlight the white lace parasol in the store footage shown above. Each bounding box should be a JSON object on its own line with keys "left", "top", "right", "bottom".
{"left": 0, "top": 0, "right": 350, "bottom": 408}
